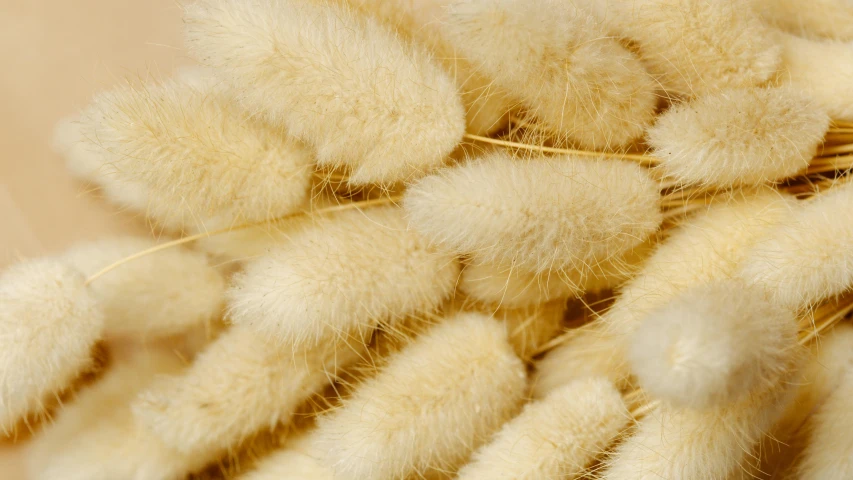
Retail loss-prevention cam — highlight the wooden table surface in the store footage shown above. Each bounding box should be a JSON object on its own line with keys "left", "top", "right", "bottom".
{"left": 0, "top": 0, "right": 185, "bottom": 476}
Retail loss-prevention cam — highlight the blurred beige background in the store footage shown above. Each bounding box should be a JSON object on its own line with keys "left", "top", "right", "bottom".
{"left": 0, "top": 0, "right": 186, "bottom": 476}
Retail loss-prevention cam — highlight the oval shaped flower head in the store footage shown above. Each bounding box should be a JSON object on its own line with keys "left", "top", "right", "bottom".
{"left": 133, "top": 324, "right": 362, "bottom": 461}
{"left": 239, "top": 433, "right": 333, "bottom": 480}
{"left": 405, "top": 153, "right": 661, "bottom": 275}
{"left": 613, "top": 0, "right": 780, "bottom": 98}
{"left": 458, "top": 377, "right": 628, "bottom": 480}
{"left": 630, "top": 280, "right": 797, "bottom": 409}
{"left": 754, "top": 0, "right": 853, "bottom": 40}
{"left": 602, "top": 366, "right": 799, "bottom": 480}
{"left": 0, "top": 259, "right": 103, "bottom": 434}
{"left": 649, "top": 87, "right": 830, "bottom": 187}
{"left": 184, "top": 0, "right": 465, "bottom": 185}
{"left": 52, "top": 115, "right": 153, "bottom": 221}
{"left": 62, "top": 237, "right": 224, "bottom": 339}
{"left": 313, "top": 312, "right": 527, "bottom": 480}
{"left": 774, "top": 30, "right": 853, "bottom": 121}
{"left": 795, "top": 371, "right": 853, "bottom": 479}
{"left": 78, "top": 75, "right": 315, "bottom": 231}
{"left": 740, "top": 181, "right": 853, "bottom": 311}
{"left": 442, "top": 0, "right": 657, "bottom": 150}
{"left": 339, "top": 0, "right": 514, "bottom": 136}
{"left": 228, "top": 205, "right": 459, "bottom": 345}
{"left": 533, "top": 189, "right": 796, "bottom": 397}
{"left": 27, "top": 348, "right": 206, "bottom": 480}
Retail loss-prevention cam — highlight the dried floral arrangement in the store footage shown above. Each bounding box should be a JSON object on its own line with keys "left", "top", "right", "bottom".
{"left": 4, "top": 0, "right": 853, "bottom": 479}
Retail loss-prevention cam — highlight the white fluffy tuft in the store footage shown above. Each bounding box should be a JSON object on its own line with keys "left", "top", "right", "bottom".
{"left": 457, "top": 377, "right": 628, "bottom": 480}
{"left": 774, "top": 30, "right": 853, "bottom": 122}
{"left": 26, "top": 347, "right": 204, "bottom": 480}
{"left": 602, "top": 374, "right": 798, "bottom": 479}
{"left": 0, "top": 259, "right": 103, "bottom": 433}
{"left": 533, "top": 189, "right": 796, "bottom": 396}
{"left": 796, "top": 370, "right": 853, "bottom": 479}
{"left": 442, "top": 0, "right": 658, "bottom": 149}
{"left": 62, "top": 237, "right": 225, "bottom": 339}
{"left": 740, "top": 181, "right": 853, "bottom": 311}
{"left": 227, "top": 205, "right": 459, "bottom": 345}
{"left": 78, "top": 75, "right": 314, "bottom": 231}
{"left": 239, "top": 433, "right": 334, "bottom": 480}
{"left": 313, "top": 312, "right": 527, "bottom": 479}
{"left": 405, "top": 152, "right": 661, "bottom": 275}
{"left": 184, "top": 0, "right": 465, "bottom": 185}
{"left": 649, "top": 87, "right": 830, "bottom": 187}
{"left": 613, "top": 0, "right": 780, "bottom": 97}
{"left": 133, "top": 324, "right": 360, "bottom": 459}
{"left": 629, "top": 280, "right": 797, "bottom": 408}
{"left": 754, "top": 0, "right": 853, "bottom": 40}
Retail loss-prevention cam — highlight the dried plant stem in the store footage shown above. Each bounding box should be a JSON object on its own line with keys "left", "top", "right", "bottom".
{"left": 819, "top": 143, "right": 853, "bottom": 157}
{"left": 462, "top": 134, "right": 657, "bottom": 165}
{"left": 84, "top": 196, "right": 402, "bottom": 285}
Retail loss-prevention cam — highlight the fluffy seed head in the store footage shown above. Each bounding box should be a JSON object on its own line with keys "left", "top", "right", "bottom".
{"left": 184, "top": 0, "right": 465, "bottom": 185}
{"left": 26, "top": 348, "right": 204, "bottom": 480}
{"left": 341, "top": 0, "right": 514, "bottom": 136}
{"left": 740, "top": 181, "right": 853, "bottom": 311}
{"left": 405, "top": 152, "right": 661, "bottom": 274}
{"left": 629, "top": 280, "right": 797, "bottom": 408}
{"left": 614, "top": 0, "right": 781, "bottom": 97}
{"left": 774, "top": 30, "right": 853, "bottom": 121}
{"left": 0, "top": 259, "right": 103, "bottom": 433}
{"left": 458, "top": 377, "right": 629, "bottom": 480}
{"left": 227, "top": 206, "right": 460, "bottom": 346}
{"left": 443, "top": 0, "right": 657, "bottom": 149}
{"left": 78, "top": 75, "right": 314, "bottom": 230}
{"left": 240, "top": 434, "right": 334, "bottom": 480}
{"left": 649, "top": 87, "right": 830, "bottom": 187}
{"left": 313, "top": 312, "right": 527, "bottom": 479}
{"left": 533, "top": 189, "right": 797, "bottom": 395}
{"left": 796, "top": 370, "right": 853, "bottom": 479}
{"left": 754, "top": 0, "right": 853, "bottom": 40}
{"left": 602, "top": 373, "right": 798, "bottom": 480}
{"left": 62, "top": 237, "right": 224, "bottom": 339}
{"left": 133, "top": 324, "right": 361, "bottom": 459}
{"left": 52, "top": 115, "right": 154, "bottom": 221}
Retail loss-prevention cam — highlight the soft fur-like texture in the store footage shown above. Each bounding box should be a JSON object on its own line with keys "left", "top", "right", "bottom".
{"left": 754, "top": 0, "right": 853, "bottom": 40}
{"left": 343, "top": 0, "right": 514, "bottom": 135}
{"left": 52, "top": 115, "right": 154, "bottom": 222}
{"left": 227, "top": 206, "right": 459, "bottom": 345}
{"left": 78, "top": 75, "right": 314, "bottom": 231}
{"left": 457, "top": 377, "right": 628, "bottom": 480}
{"left": 133, "top": 324, "right": 360, "bottom": 459}
{"left": 239, "top": 434, "right": 334, "bottom": 480}
{"left": 649, "top": 87, "right": 830, "bottom": 187}
{"left": 313, "top": 312, "right": 527, "bottom": 480}
{"left": 629, "top": 280, "right": 797, "bottom": 408}
{"left": 185, "top": 0, "right": 465, "bottom": 185}
{"left": 26, "top": 347, "right": 203, "bottom": 480}
{"left": 443, "top": 0, "right": 657, "bottom": 150}
{"left": 405, "top": 153, "right": 661, "bottom": 275}
{"left": 612, "top": 0, "right": 781, "bottom": 97}
{"left": 533, "top": 190, "right": 796, "bottom": 396}
{"left": 0, "top": 259, "right": 103, "bottom": 433}
{"left": 459, "top": 240, "right": 654, "bottom": 309}
{"left": 62, "top": 237, "right": 224, "bottom": 339}
{"left": 602, "top": 370, "right": 798, "bottom": 480}
{"left": 740, "top": 181, "right": 853, "bottom": 311}
{"left": 774, "top": 30, "right": 853, "bottom": 122}
{"left": 795, "top": 357, "right": 853, "bottom": 479}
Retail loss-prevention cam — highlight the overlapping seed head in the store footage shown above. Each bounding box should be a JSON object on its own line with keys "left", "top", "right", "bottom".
{"left": 10, "top": 0, "right": 853, "bottom": 477}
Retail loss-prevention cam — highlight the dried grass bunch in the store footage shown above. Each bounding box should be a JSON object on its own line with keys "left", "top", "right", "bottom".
{"left": 5, "top": 0, "right": 853, "bottom": 478}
